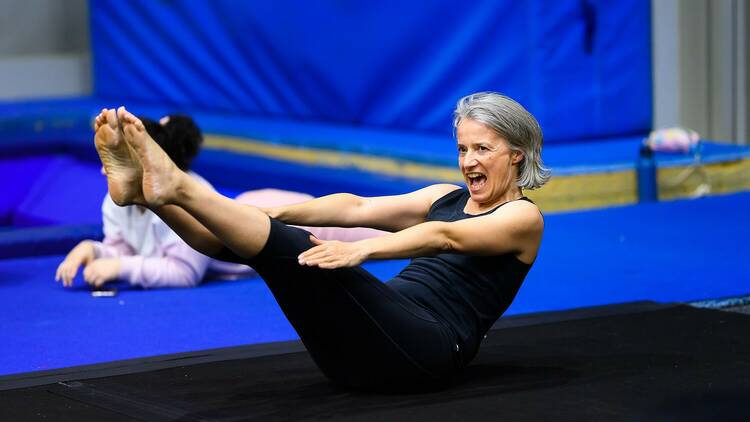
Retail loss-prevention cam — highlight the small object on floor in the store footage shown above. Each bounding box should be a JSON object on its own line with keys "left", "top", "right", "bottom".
{"left": 645, "top": 127, "right": 701, "bottom": 154}
{"left": 91, "top": 289, "right": 117, "bottom": 298}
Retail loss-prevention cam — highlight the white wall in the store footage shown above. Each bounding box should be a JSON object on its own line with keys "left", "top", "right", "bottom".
{"left": 652, "top": 0, "right": 749, "bottom": 145}
{"left": 0, "top": 0, "right": 91, "bottom": 100}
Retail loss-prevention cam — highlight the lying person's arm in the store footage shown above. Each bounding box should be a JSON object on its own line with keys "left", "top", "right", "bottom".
{"left": 81, "top": 228, "right": 211, "bottom": 288}
{"left": 297, "top": 200, "right": 543, "bottom": 268}
{"left": 56, "top": 196, "right": 136, "bottom": 286}
{"left": 82, "top": 196, "right": 212, "bottom": 288}
{"left": 55, "top": 240, "right": 99, "bottom": 286}
{"left": 92, "top": 234, "right": 136, "bottom": 258}
{"left": 114, "top": 241, "right": 210, "bottom": 288}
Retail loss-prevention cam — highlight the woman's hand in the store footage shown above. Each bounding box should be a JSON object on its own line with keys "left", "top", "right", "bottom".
{"left": 82, "top": 258, "right": 121, "bottom": 287}
{"left": 298, "top": 236, "right": 370, "bottom": 269}
{"left": 55, "top": 241, "right": 96, "bottom": 287}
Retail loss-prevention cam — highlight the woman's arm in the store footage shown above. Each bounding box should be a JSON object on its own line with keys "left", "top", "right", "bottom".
{"left": 298, "top": 200, "right": 543, "bottom": 268}
{"left": 235, "top": 189, "right": 387, "bottom": 241}
{"left": 266, "top": 184, "right": 460, "bottom": 232}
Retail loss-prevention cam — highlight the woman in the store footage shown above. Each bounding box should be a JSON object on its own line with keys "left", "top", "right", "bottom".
{"left": 93, "top": 92, "right": 549, "bottom": 390}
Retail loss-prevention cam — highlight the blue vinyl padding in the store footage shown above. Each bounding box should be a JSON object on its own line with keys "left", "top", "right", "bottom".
{"left": 2, "top": 97, "right": 749, "bottom": 176}
{"left": 1, "top": 97, "right": 749, "bottom": 241}
{"left": 0, "top": 156, "right": 53, "bottom": 225}
{"left": 0, "top": 224, "right": 102, "bottom": 259}
{"left": 192, "top": 148, "right": 432, "bottom": 197}
{"left": 0, "top": 154, "right": 107, "bottom": 230}
{"left": 5, "top": 141, "right": 748, "bottom": 233}
{"left": 89, "top": 0, "right": 652, "bottom": 144}
{"left": 11, "top": 156, "right": 108, "bottom": 227}
{"left": 0, "top": 152, "right": 249, "bottom": 255}
{"left": 1, "top": 98, "right": 748, "bottom": 252}
{"left": 1, "top": 191, "right": 748, "bottom": 376}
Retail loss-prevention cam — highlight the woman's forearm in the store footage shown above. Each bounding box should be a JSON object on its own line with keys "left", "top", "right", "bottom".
{"left": 297, "top": 221, "right": 451, "bottom": 269}
{"left": 359, "top": 221, "right": 451, "bottom": 260}
{"left": 266, "top": 193, "right": 367, "bottom": 227}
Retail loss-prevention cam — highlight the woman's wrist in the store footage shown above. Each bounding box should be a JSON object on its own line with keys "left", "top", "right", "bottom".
{"left": 357, "top": 238, "right": 377, "bottom": 262}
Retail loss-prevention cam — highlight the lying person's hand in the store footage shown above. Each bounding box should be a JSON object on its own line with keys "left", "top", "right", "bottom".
{"left": 298, "top": 236, "right": 369, "bottom": 269}
{"left": 55, "top": 241, "right": 96, "bottom": 287}
{"left": 82, "top": 258, "right": 121, "bottom": 287}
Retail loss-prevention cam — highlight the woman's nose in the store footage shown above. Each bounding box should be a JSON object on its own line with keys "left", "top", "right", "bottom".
{"left": 462, "top": 152, "right": 478, "bottom": 167}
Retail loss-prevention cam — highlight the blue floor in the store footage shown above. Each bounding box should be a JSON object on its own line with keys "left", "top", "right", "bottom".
{"left": 1, "top": 191, "right": 748, "bottom": 376}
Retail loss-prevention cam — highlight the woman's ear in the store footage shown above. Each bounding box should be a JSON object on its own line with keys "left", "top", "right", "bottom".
{"left": 512, "top": 150, "right": 524, "bottom": 165}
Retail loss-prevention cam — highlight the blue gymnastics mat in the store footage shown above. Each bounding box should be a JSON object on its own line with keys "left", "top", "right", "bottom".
{"left": 1, "top": 191, "right": 747, "bottom": 376}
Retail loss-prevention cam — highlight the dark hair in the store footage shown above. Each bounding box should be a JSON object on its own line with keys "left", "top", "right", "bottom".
{"left": 139, "top": 115, "right": 203, "bottom": 171}
{"left": 161, "top": 115, "right": 203, "bottom": 171}
{"left": 140, "top": 117, "right": 171, "bottom": 159}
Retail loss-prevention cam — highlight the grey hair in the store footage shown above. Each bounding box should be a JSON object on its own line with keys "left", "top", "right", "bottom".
{"left": 453, "top": 92, "right": 551, "bottom": 190}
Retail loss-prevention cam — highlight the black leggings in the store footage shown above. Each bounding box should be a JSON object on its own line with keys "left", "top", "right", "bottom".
{"left": 237, "top": 218, "right": 460, "bottom": 390}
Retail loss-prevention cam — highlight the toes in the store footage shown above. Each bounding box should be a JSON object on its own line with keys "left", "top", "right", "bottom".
{"left": 105, "top": 109, "right": 118, "bottom": 130}
{"left": 117, "top": 106, "right": 128, "bottom": 124}
{"left": 122, "top": 109, "right": 144, "bottom": 129}
{"left": 117, "top": 107, "right": 146, "bottom": 132}
{"left": 94, "top": 109, "right": 110, "bottom": 131}
{"left": 94, "top": 115, "right": 104, "bottom": 131}
{"left": 95, "top": 122, "right": 115, "bottom": 143}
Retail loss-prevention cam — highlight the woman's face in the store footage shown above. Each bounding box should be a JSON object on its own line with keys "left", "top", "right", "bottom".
{"left": 456, "top": 118, "right": 521, "bottom": 205}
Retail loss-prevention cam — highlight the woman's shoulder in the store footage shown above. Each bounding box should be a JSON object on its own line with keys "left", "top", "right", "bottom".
{"left": 490, "top": 198, "right": 544, "bottom": 232}
{"left": 426, "top": 184, "right": 464, "bottom": 206}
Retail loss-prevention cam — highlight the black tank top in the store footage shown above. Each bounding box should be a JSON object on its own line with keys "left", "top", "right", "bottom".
{"left": 388, "top": 188, "right": 535, "bottom": 363}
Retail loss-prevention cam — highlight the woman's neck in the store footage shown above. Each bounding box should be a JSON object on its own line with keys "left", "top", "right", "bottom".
{"left": 465, "top": 188, "right": 523, "bottom": 215}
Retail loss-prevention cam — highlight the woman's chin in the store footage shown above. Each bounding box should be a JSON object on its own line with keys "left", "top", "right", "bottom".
{"left": 468, "top": 189, "right": 490, "bottom": 203}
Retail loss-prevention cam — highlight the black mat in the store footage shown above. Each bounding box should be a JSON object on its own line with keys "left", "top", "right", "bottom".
{"left": 2, "top": 302, "right": 749, "bottom": 421}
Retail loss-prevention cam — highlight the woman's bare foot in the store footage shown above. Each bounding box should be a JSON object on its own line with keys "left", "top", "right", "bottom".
{"left": 119, "top": 108, "right": 184, "bottom": 207}
{"left": 93, "top": 109, "right": 145, "bottom": 206}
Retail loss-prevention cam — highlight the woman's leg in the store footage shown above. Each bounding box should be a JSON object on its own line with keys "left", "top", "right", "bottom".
{"left": 153, "top": 204, "right": 241, "bottom": 260}
{"left": 247, "top": 219, "right": 458, "bottom": 389}
{"left": 95, "top": 109, "right": 228, "bottom": 257}
{"left": 99, "top": 108, "right": 457, "bottom": 389}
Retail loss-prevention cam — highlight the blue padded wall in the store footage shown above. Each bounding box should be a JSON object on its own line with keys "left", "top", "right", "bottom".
{"left": 90, "top": 0, "right": 651, "bottom": 145}
{"left": 0, "top": 155, "right": 107, "bottom": 228}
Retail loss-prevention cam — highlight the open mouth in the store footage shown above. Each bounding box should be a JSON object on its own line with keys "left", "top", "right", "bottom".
{"left": 466, "top": 172, "right": 487, "bottom": 191}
